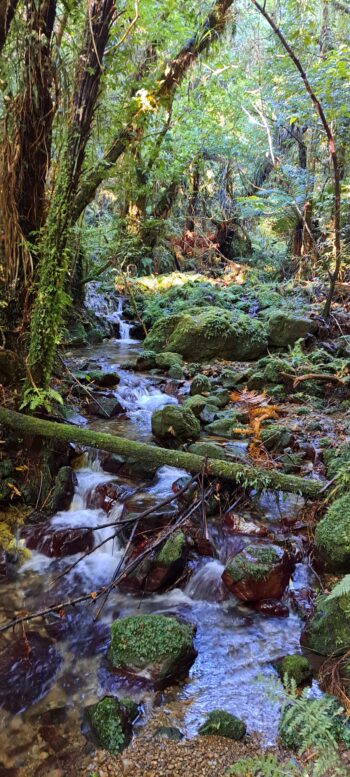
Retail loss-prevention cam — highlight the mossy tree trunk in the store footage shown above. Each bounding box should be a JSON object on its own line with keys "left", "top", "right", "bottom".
{"left": 0, "top": 405, "right": 326, "bottom": 499}
{"left": 27, "top": 0, "right": 116, "bottom": 389}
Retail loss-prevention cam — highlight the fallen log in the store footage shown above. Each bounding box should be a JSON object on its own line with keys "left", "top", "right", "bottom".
{"left": 0, "top": 406, "right": 325, "bottom": 498}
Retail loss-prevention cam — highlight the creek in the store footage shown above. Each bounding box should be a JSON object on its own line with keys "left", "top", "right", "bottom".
{"left": 0, "top": 293, "right": 319, "bottom": 773}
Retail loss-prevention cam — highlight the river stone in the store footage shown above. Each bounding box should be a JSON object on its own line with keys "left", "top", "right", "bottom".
{"left": 183, "top": 395, "right": 208, "bottom": 417}
{"left": 119, "top": 531, "right": 188, "bottom": 594}
{"left": 301, "top": 593, "right": 350, "bottom": 656}
{"left": 0, "top": 632, "right": 62, "bottom": 714}
{"left": 276, "top": 654, "right": 312, "bottom": 686}
{"left": 86, "top": 695, "right": 138, "bottom": 753}
{"left": 144, "top": 308, "right": 267, "bottom": 361}
{"left": 154, "top": 726, "right": 184, "bottom": 741}
{"left": 48, "top": 466, "right": 77, "bottom": 513}
{"left": 188, "top": 442, "right": 229, "bottom": 460}
{"left": 222, "top": 544, "right": 295, "bottom": 602}
{"left": 155, "top": 352, "right": 183, "bottom": 370}
{"left": 267, "top": 312, "right": 318, "bottom": 347}
{"left": 81, "top": 369, "right": 120, "bottom": 387}
{"left": 86, "top": 395, "right": 123, "bottom": 418}
{"left": 23, "top": 524, "right": 93, "bottom": 557}
{"left": 198, "top": 710, "right": 246, "bottom": 740}
{"left": 314, "top": 494, "right": 350, "bottom": 571}
{"left": 260, "top": 424, "right": 293, "bottom": 452}
{"left": 152, "top": 405, "right": 200, "bottom": 445}
{"left": 190, "top": 374, "right": 211, "bottom": 395}
{"left": 108, "top": 614, "right": 197, "bottom": 686}
{"left": 135, "top": 351, "right": 157, "bottom": 370}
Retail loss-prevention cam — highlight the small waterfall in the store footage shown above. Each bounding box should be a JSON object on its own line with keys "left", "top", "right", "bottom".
{"left": 185, "top": 560, "right": 226, "bottom": 602}
{"left": 85, "top": 282, "right": 137, "bottom": 342}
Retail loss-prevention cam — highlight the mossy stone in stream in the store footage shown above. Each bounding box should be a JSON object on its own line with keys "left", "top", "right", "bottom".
{"left": 198, "top": 710, "right": 246, "bottom": 740}
{"left": 154, "top": 726, "right": 184, "bottom": 741}
{"left": 225, "top": 545, "right": 282, "bottom": 583}
{"left": 204, "top": 414, "right": 241, "bottom": 438}
{"left": 314, "top": 495, "right": 350, "bottom": 570}
{"left": 151, "top": 405, "right": 200, "bottom": 445}
{"left": 260, "top": 425, "right": 293, "bottom": 452}
{"left": 190, "top": 374, "right": 211, "bottom": 395}
{"left": 301, "top": 593, "right": 350, "bottom": 656}
{"left": 143, "top": 314, "right": 183, "bottom": 353}
{"left": 168, "top": 365, "right": 185, "bottom": 380}
{"left": 188, "top": 442, "right": 230, "bottom": 460}
{"left": 220, "top": 368, "right": 250, "bottom": 389}
{"left": 183, "top": 395, "right": 208, "bottom": 417}
{"left": 108, "top": 614, "right": 196, "bottom": 685}
{"left": 156, "top": 531, "right": 186, "bottom": 565}
{"left": 276, "top": 655, "right": 312, "bottom": 686}
{"left": 86, "top": 695, "right": 137, "bottom": 753}
{"left": 135, "top": 351, "right": 157, "bottom": 370}
{"left": 155, "top": 352, "right": 183, "bottom": 370}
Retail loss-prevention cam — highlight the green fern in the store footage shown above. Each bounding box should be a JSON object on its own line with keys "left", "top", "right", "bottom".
{"left": 326, "top": 575, "right": 350, "bottom": 602}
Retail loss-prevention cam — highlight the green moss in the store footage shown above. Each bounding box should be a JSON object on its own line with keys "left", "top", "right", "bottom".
{"left": 190, "top": 374, "right": 211, "bottom": 395}
{"left": 87, "top": 696, "right": 137, "bottom": 753}
{"left": 225, "top": 544, "right": 282, "bottom": 583}
{"left": 302, "top": 594, "right": 350, "bottom": 655}
{"left": 188, "top": 442, "right": 230, "bottom": 460}
{"left": 183, "top": 395, "right": 208, "bottom": 417}
{"left": 260, "top": 425, "right": 292, "bottom": 452}
{"left": 198, "top": 710, "right": 246, "bottom": 740}
{"left": 135, "top": 351, "right": 157, "bottom": 370}
{"left": 324, "top": 444, "right": 350, "bottom": 478}
{"left": 315, "top": 495, "right": 350, "bottom": 570}
{"left": 155, "top": 352, "right": 183, "bottom": 370}
{"left": 156, "top": 531, "right": 186, "bottom": 565}
{"left": 143, "top": 314, "right": 183, "bottom": 352}
{"left": 108, "top": 615, "right": 195, "bottom": 680}
{"left": 151, "top": 405, "right": 200, "bottom": 445}
{"left": 267, "top": 313, "right": 318, "bottom": 347}
{"left": 277, "top": 655, "right": 312, "bottom": 686}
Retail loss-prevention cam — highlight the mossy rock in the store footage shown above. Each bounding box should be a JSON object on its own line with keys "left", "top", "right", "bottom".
{"left": 223, "top": 544, "right": 294, "bottom": 602}
{"left": 183, "top": 395, "right": 208, "bottom": 417}
{"left": 190, "top": 374, "right": 211, "bottom": 395}
{"left": 220, "top": 368, "right": 251, "bottom": 389}
{"left": 267, "top": 313, "right": 318, "bottom": 347}
{"left": 155, "top": 352, "right": 184, "bottom": 370}
{"left": 198, "top": 710, "right": 246, "bottom": 740}
{"left": 168, "top": 365, "right": 185, "bottom": 380}
{"left": 135, "top": 351, "right": 157, "bottom": 370}
{"left": 152, "top": 405, "right": 200, "bottom": 446}
{"left": 80, "top": 369, "right": 120, "bottom": 387}
{"left": 279, "top": 695, "right": 350, "bottom": 751}
{"left": 48, "top": 466, "right": 77, "bottom": 513}
{"left": 276, "top": 654, "right": 312, "bottom": 686}
{"left": 154, "top": 726, "right": 184, "bottom": 741}
{"left": 187, "top": 442, "right": 229, "bottom": 460}
{"left": 301, "top": 593, "right": 350, "bottom": 656}
{"left": 260, "top": 425, "right": 293, "bottom": 452}
{"left": 86, "top": 695, "right": 138, "bottom": 753}
{"left": 315, "top": 495, "right": 350, "bottom": 571}
{"left": 145, "top": 308, "right": 267, "bottom": 361}
{"left": 210, "top": 389, "right": 231, "bottom": 408}
{"left": 108, "top": 614, "right": 197, "bottom": 686}
{"left": 204, "top": 414, "right": 240, "bottom": 438}
{"left": 156, "top": 531, "right": 187, "bottom": 566}
{"left": 323, "top": 444, "right": 350, "bottom": 479}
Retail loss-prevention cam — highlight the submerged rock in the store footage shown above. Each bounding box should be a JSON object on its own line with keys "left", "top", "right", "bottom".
{"left": 86, "top": 695, "right": 138, "bottom": 753}
{"left": 108, "top": 614, "right": 197, "bottom": 687}
{"left": 222, "top": 544, "right": 295, "bottom": 602}
{"left": 276, "top": 654, "right": 312, "bottom": 686}
{"left": 198, "top": 710, "right": 246, "bottom": 740}
{"left": 86, "top": 480, "right": 132, "bottom": 512}
{"left": 152, "top": 405, "right": 200, "bottom": 445}
{"left": 314, "top": 494, "right": 350, "bottom": 570}
{"left": 267, "top": 312, "right": 318, "bottom": 347}
{"left": 86, "top": 395, "right": 123, "bottom": 418}
{"left": 0, "top": 632, "right": 62, "bottom": 714}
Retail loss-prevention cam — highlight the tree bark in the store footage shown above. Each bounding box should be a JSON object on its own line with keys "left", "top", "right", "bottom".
{"left": 72, "top": 0, "right": 235, "bottom": 222}
{"left": 0, "top": 0, "right": 18, "bottom": 53}
{"left": 0, "top": 406, "right": 325, "bottom": 498}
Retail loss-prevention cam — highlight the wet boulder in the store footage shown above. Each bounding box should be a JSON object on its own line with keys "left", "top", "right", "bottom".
{"left": 190, "top": 374, "right": 211, "bottom": 396}
{"left": 188, "top": 442, "right": 230, "bottom": 460}
{"left": 222, "top": 544, "right": 295, "bottom": 602}
{"left": 253, "top": 599, "right": 289, "bottom": 617}
{"left": 119, "top": 531, "right": 188, "bottom": 594}
{"left": 22, "top": 523, "right": 93, "bottom": 557}
{"left": 135, "top": 350, "right": 157, "bottom": 370}
{"left": 80, "top": 369, "right": 120, "bottom": 388}
{"left": 301, "top": 592, "right": 350, "bottom": 657}
{"left": 184, "top": 395, "right": 211, "bottom": 417}
{"left": 0, "top": 632, "right": 62, "bottom": 714}
{"left": 86, "top": 395, "right": 123, "bottom": 418}
{"left": 86, "top": 480, "right": 133, "bottom": 512}
{"left": 276, "top": 654, "right": 312, "bottom": 686}
{"left": 198, "top": 710, "right": 246, "bottom": 740}
{"left": 48, "top": 466, "right": 77, "bottom": 513}
{"left": 155, "top": 352, "right": 183, "bottom": 370}
{"left": 85, "top": 695, "right": 138, "bottom": 753}
{"left": 154, "top": 726, "right": 184, "bottom": 741}
{"left": 267, "top": 312, "right": 318, "bottom": 347}
{"left": 108, "top": 614, "right": 197, "bottom": 687}
{"left": 260, "top": 425, "right": 293, "bottom": 452}
{"left": 151, "top": 405, "right": 200, "bottom": 445}
{"left": 314, "top": 494, "right": 350, "bottom": 571}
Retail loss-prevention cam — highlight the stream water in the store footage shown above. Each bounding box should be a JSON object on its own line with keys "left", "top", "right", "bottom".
{"left": 0, "top": 295, "right": 319, "bottom": 773}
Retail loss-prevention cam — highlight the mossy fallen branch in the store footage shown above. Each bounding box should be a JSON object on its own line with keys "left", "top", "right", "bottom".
{"left": 0, "top": 406, "right": 325, "bottom": 498}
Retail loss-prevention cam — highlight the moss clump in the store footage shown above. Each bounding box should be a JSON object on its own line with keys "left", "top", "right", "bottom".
{"left": 155, "top": 352, "right": 183, "bottom": 370}
{"left": 225, "top": 544, "right": 282, "bottom": 583}
{"left": 301, "top": 594, "right": 350, "bottom": 656}
{"left": 143, "top": 314, "right": 183, "bottom": 352}
{"left": 260, "top": 425, "right": 292, "bottom": 452}
{"left": 267, "top": 312, "right": 318, "bottom": 347}
{"left": 324, "top": 444, "right": 350, "bottom": 478}
{"left": 108, "top": 614, "right": 196, "bottom": 682}
{"left": 198, "top": 710, "right": 246, "bottom": 740}
{"left": 315, "top": 495, "right": 350, "bottom": 570}
{"left": 188, "top": 442, "right": 230, "bottom": 460}
{"left": 156, "top": 531, "right": 186, "bottom": 566}
{"left": 135, "top": 351, "right": 157, "bottom": 370}
{"left": 190, "top": 374, "right": 211, "bottom": 395}
{"left": 87, "top": 695, "right": 137, "bottom": 753}
{"left": 183, "top": 395, "right": 208, "bottom": 417}
{"left": 277, "top": 655, "right": 312, "bottom": 686}
{"left": 151, "top": 405, "right": 200, "bottom": 445}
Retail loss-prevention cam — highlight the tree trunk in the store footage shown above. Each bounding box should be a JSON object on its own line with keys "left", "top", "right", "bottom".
{"left": 27, "top": 0, "right": 116, "bottom": 390}
{"left": 72, "top": 0, "right": 235, "bottom": 222}
{"left": 0, "top": 0, "right": 18, "bottom": 53}
{"left": 0, "top": 406, "right": 325, "bottom": 498}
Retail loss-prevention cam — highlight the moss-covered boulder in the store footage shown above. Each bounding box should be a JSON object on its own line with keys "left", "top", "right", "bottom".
{"left": 190, "top": 374, "right": 211, "bottom": 395}
{"left": 183, "top": 395, "right": 208, "bottom": 417}
{"left": 301, "top": 593, "right": 350, "bottom": 656}
{"left": 108, "top": 614, "right": 197, "bottom": 686}
{"left": 47, "top": 466, "right": 77, "bottom": 513}
{"left": 222, "top": 544, "right": 295, "bottom": 602}
{"left": 188, "top": 442, "right": 230, "bottom": 460}
{"left": 152, "top": 405, "right": 200, "bottom": 446}
{"left": 119, "top": 531, "right": 188, "bottom": 594}
{"left": 168, "top": 364, "right": 185, "bottom": 380}
{"left": 79, "top": 369, "right": 120, "bottom": 387}
{"left": 135, "top": 351, "right": 157, "bottom": 370}
{"left": 155, "top": 352, "right": 183, "bottom": 370}
{"left": 145, "top": 308, "right": 268, "bottom": 361}
{"left": 198, "top": 710, "right": 246, "bottom": 740}
{"left": 86, "top": 695, "right": 138, "bottom": 753}
{"left": 276, "top": 654, "right": 312, "bottom": 686}
{"left": 260, "top": 425, "right": 293, "bottom": 452}
{"left": 267, "top": 312, "right": 318, "bottom": 347}
{"left": 314, "top": 495, "right": 350, "bottom": 571}
{"left": 220, "top": 368, "right": 250, "bottom": 389}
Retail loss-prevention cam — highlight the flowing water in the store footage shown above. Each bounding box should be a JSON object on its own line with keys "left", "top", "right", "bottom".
{"left": 0, "top": 295, "right": 319, "bottom": 772}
